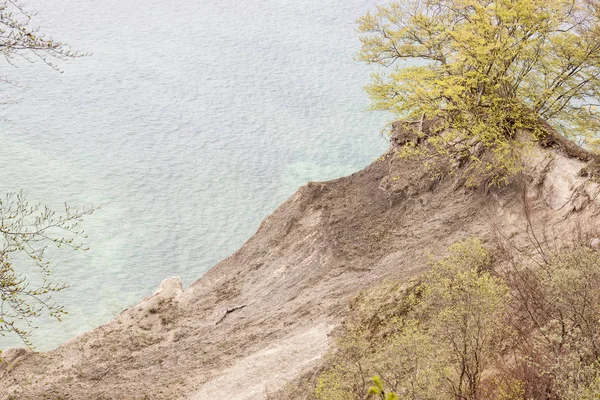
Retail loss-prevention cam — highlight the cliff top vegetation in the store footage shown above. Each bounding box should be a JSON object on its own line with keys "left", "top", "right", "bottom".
{"left": 358, "top": 0, "right": 600, "bottom": 185}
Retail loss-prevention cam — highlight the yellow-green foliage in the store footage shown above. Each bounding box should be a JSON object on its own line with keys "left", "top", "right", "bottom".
{"left": 358, "top": 0, "right": 600, "bottom": 185}
{"left": 369, "top": 376, "right": 399, "bottom": 400}
{"left": 310, "top": 239, "right": 600, "bottom": 400}
{"left": 315, "top": 328, "right": 373, "bottom": 400}
{"left": 416, "top": 239, "right": 511, "bottom": 399}
{"left": 370, "top": 319, "right": 442, "bottom": 399}
{"left": 315, "top": 238, "right": 511, "bottom": 400}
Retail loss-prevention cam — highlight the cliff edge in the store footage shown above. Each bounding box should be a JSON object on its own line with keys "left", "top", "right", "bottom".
{"left": 2, "top": 125, "right": 600, "bottom": 399}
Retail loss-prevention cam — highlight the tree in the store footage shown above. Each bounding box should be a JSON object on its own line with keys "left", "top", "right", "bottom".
{"left": 314, "top": 239, "right": 512, "bottom": 400}
{"left": 0, "top": 1, "right": 94, "bottom": 349}
{"left": 0, "top": 0, "right": 81, "bottom": 68}
{"left": 307, "top": 236, "right": 600, "bottom": 399}
{"left": 0, "top": 192, "right": 95, "bottom": 347}
{"left": 417, "top": 238, "right": 511, "bottom": 399}
{"left": 358, "top": 0, "right": 600, "bottom": 185}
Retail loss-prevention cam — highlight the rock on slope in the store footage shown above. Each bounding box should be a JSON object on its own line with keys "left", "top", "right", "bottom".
{"left": 2, "top": 126, "right": 600, "bottom": 400}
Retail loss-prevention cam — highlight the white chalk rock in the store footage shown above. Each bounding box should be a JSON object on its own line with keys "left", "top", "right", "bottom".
{"left": 154, "top": 276, "right": 183, "bottom": 298}
{"left": 590, "top": 238, "right": 600, "bottom": 250}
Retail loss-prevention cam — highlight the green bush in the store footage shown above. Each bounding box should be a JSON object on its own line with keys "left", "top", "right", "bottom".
{"left": 306, "top": 239, "right": 600, "bottom": 400}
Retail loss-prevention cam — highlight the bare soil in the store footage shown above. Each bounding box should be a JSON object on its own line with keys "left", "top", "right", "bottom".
{"left": 2, "top": 130, "right": 600, "bottom": 400}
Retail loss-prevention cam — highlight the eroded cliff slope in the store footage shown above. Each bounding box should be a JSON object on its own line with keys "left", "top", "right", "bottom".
{"left": 2, "top": 127, "right": 599, "bottom": 400}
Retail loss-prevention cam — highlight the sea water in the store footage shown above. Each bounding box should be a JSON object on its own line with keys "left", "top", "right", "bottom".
{"left": 0, "top": 0, "right": 390, "bottom": 350}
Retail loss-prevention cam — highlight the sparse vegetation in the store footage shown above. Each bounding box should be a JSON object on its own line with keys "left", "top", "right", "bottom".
{"left": 0, "top": 0, "right": 82, "bottom": 69}
{"left": 0, "top": 192, "right": 96, "bottom": 348}
{"left": 0, "top": 0, "right": 94, "bottom": 350}
{"left": 295, "top": 231, "right": 600, "bottom": 400}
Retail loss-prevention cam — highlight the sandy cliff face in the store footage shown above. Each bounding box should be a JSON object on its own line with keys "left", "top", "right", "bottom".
{"left": 2, "top": 129, "right": 599, "bottom": 400}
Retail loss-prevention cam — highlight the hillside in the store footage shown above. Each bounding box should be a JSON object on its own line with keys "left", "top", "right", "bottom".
{"left": 1, "top": 123, "right": 599, "bottom": 400}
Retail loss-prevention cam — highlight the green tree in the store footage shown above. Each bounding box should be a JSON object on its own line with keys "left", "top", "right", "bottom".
{"left": 0, "top": 1, "right": 94, "bottom": 349}
{"left": 358, "top": 0, "right": 600, "bottom": 185}
{"left": 315, "top": 327, "right": 373, "bottom": 400}
{"left": 314, "top": 239, "right": 512, "bottom": 400}
{"left": 417, "top": 239, "right": 511, "bottom": 399}
{"left": 309, "top": 237, "right": 600, "bottom": 399}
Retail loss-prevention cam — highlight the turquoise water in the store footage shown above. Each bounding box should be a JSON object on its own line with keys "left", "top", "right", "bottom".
{"left": 0, "top": 0, "right": 389, "bottom": 350}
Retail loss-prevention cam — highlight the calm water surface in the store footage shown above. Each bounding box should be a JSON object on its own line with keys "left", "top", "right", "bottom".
{"left": 0, "top": 0, "right": 389, "bottom": 350}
